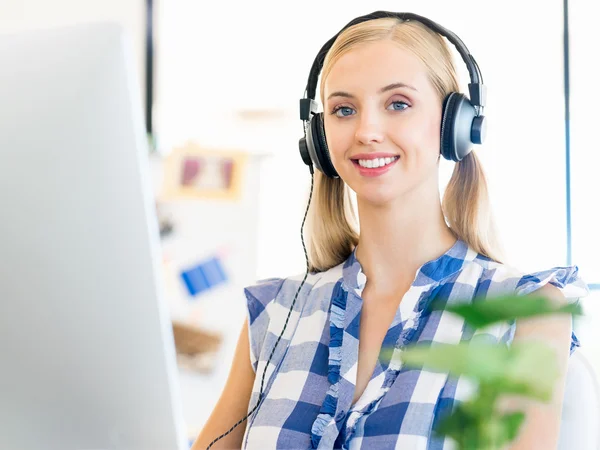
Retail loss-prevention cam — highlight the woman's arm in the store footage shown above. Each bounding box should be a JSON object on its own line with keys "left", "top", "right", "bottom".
{"left": 191, "top": 318, "right": 256, "bottom": 450}
{"left": 498, "top": 284, "right": 572, "bottom": 450}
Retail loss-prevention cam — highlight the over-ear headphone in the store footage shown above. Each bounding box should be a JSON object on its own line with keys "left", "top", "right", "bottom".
{"left": 298, "top": 11, "right": 487, "bottom": 178}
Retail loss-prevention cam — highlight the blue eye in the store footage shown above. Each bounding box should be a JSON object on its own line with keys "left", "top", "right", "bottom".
{"left": 387, "top": 101, "right": 409, "bottom": 111}
{"left": 332, "top": 106, "right": 355, "bottom": 117}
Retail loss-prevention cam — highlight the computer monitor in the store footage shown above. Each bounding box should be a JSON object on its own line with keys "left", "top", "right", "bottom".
{"left": 0, "top": 22, "right": 189, "bottom": 450}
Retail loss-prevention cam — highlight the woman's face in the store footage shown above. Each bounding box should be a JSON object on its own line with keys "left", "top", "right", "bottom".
{"left": 323, "top": 39, "right": 443, "bottom": 207}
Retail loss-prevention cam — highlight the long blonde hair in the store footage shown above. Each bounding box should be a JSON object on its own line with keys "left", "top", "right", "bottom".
{"left": 305, "top": 17, "right": 504, "bottom": 273}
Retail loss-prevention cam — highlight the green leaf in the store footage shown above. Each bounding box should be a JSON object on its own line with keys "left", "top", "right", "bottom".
{"left": 501, "top": 341, "right": 559, "bottom": 401}
{"left": 394, "top": 341, "right": 558, "bottom": 401}
{"left": 434, "top": 404, "right": 479, "bottom": 448}
{"left": 499, "top": 412, "right": 526, "bottom": 442}
{"left": 431, "top": 295, "right": 582, "bottom": 329}
{"left": 478, "top": 412, "right": 527, "bottom": 449}
{"left": 394, "top": 342, "right": 508, "bottom": 381}
{"left": 435, "top": 405, "right": 525, "bottom": 450}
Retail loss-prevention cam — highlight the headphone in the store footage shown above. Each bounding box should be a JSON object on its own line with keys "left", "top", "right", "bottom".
{"left": 206, "top": 11, "right": 487, "bottom": 449}
{"left": 298, "top": 11, "right": 488, "bottom": 178}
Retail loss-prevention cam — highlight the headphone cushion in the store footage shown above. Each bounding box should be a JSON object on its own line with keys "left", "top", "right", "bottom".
{"left": 310, "top": 113, "right": 338, "bottom": 178}
{"left": 441, "top": 93, "right": 460, "bottom": 161}
{"left": 316, "top": 113, "right": 328, "bottom": 152}
{"left": 441, "top": 92, "right": 477, "bottom": 162}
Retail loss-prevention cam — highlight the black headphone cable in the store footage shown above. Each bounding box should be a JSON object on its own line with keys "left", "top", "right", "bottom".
{"left": 205, "top": 164, "right": 315, "bottom": 449}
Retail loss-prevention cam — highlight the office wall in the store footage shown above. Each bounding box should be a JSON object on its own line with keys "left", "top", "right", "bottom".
{"left": 569, "top": 1, "right": 600, "bottom": 282}
{"left": 156, "top": 0, "right": 570, "bottom": 280}
{"left": 568, "top": 0, "right": 600, "bottom": 381}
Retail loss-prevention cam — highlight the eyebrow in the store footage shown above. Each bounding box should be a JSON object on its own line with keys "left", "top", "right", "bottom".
{"left": 326, "top": 82, "right": 418, "bottom": 101}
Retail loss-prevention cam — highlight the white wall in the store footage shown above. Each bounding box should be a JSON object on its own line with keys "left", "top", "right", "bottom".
{"left": 569, "top": 0, "right": 600, "bottom": 282}
{"left": 567, "top": 0, "right": 600, "bottom": 400}
{"left": 0, "top": 0, "right": 146, "bottom": 116}
{"left": 157, "top": 0, "right": 570, "bottom": 280}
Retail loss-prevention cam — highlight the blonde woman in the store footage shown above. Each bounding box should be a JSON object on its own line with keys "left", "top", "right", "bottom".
{"left": 194, "top": 11, "right": 588, "bottom": 450}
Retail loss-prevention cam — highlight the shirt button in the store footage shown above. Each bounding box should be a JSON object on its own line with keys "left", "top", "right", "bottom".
{"left": 335, "top": 410, "right": 346, "bottom": 421}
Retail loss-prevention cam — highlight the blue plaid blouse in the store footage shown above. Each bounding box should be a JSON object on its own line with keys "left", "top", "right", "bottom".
{"left": 242, "top": 239, "right": 589, "bottom": 449}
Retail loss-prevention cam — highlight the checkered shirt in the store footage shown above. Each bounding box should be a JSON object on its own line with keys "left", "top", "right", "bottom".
{"left": 242, "top": 239, "right": 589, "bottom": 449}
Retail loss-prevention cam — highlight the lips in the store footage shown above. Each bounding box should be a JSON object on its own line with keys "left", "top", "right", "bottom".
{"left": 351, "top": 156, "right": 399, "bottom": 177}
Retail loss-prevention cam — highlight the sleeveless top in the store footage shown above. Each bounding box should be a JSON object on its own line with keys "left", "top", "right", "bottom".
{"left": 242, "top": 239, "right": 589, "bottom": 449}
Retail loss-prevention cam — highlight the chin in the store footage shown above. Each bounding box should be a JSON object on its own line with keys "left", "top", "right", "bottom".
{"left": 354, "top": 187, "right": 401, "bottom": 208}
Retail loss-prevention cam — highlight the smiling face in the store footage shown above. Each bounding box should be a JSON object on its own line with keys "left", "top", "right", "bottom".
{"left": 322, "top": 38, "right": 444, "bottom": 207}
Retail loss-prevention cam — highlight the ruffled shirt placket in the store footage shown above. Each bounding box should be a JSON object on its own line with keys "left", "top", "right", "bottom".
{"left": 310, "top": 254, "right": 441, "bottom": 449}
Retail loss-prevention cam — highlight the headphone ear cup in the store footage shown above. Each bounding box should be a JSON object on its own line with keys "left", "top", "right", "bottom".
{"left": 440, "top": 92, "right": 477, "bottom": 162}
{"left": 307, "top": 113, "right": 338, "bottom": 178}
{"left": 440, "top": 93, "right": 458, "bottom": 161}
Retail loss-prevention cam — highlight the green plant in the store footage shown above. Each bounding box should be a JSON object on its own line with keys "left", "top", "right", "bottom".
{"left": 384, "top": 295, "right": 582, "bottom": 450}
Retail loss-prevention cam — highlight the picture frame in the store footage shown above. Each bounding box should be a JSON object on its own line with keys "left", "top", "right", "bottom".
{"left": 162, "top": 142, "right": 248, "bottom": 201}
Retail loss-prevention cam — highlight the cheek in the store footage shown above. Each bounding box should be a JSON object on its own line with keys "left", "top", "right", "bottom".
{"left": 392, "top": 116, "right": 440, "bottom": 160}
{"left": 427, "top": 118, "right": 442, "bottom": 156}
{"left": 415, "top": 114, "right": 442, "bottom": 160}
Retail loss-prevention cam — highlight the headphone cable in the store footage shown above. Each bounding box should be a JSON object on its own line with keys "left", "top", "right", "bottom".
{"left": 206, "top": 164, "right": 315, "bottom": 449}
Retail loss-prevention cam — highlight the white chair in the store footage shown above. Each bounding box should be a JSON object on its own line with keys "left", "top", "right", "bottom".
{"left": 558, "top": 349, "right": 600, "bottom": 450}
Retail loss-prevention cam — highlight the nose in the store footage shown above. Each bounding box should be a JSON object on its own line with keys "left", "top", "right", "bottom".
{"left": 354, "top": 110, "right": 384, "bottom": 145}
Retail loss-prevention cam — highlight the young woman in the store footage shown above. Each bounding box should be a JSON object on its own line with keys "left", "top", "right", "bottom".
{"left": 194, "top": 12, "right": 589, "bottom": 450}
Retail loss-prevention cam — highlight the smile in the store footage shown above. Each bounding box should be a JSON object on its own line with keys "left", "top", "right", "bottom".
{"left": 356, "top": 156, "right": 399, "bottom": 168}
{"left": 351, "top": 156, "right": 399, "bottom": 177}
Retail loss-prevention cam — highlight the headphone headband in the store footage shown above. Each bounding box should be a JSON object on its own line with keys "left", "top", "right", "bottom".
{"left": 298, "top": 10, "right": 489, "bottom": 171}
{"left": 300, "top": 11, "right": 486, "bottom": 120}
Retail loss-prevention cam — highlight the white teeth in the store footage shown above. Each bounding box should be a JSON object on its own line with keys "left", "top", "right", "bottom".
{"left": 357, "top": 156, "right": 398, "bottom": 168}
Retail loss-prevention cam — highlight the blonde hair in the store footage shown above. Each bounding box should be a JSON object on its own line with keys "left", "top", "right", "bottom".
{"left": 305, "top": 17, "right": 504, "bottom": 273}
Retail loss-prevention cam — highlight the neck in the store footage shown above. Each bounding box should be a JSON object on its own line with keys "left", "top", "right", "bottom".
{"left": 354, "top": 184, "right": 457, "bottom": 298}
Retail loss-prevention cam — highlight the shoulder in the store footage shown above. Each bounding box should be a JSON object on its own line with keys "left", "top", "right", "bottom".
{"left": 464, "top": 254, "right": 589, "bottom": 301}
{"left": 464, "top": 253, "right": 589, "bottom": 354}
{"left": 532, "top": 283, "right": 568, "bottom": 306}
{"left": 244, "top": 262, "right": 346, "bottom": 321}
{"left": 243, "top": 264, "right": 345, "bottom": 370}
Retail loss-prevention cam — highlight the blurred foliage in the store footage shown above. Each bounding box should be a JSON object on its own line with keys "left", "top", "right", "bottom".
{"left": 381, "top": 294, "right": 582, "bottom": 449}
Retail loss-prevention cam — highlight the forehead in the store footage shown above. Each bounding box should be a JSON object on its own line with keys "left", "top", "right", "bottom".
{"left": 324, "top": 39, "right": 430, "bottom": 95}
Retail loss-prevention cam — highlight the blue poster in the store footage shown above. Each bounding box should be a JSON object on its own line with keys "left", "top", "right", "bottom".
{"left": 180, "top": 255, "right": 228, "bottom": 297}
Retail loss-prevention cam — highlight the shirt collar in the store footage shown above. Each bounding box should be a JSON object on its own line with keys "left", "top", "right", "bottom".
{"left": 342, "top": 238, "right": 481, "bottom": 292}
